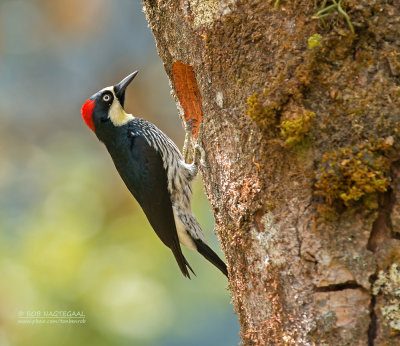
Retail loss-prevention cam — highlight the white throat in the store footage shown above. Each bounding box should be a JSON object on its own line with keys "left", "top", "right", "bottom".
{"left": 108, "top": 99, "right": 134, "bottom": 126}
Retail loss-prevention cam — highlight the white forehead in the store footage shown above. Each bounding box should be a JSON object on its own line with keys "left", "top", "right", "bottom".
{"left": 100, "top": 86, "right": 115, "bottom": 94}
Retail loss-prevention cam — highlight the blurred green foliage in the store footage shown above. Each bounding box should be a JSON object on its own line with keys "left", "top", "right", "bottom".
{"left": 0, "top": 133, "right": 238, "bottom": 346}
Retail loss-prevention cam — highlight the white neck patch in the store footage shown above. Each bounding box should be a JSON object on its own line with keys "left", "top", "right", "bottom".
{"left": 102, "top": 86, "right": 134, "bottom": 126}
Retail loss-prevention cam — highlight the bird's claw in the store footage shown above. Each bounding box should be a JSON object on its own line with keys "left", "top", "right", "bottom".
{"left": 186, "top": 118, "right": 198, "bottom": 126}
{"left": 200, "top": 160, "right": 209, "bottom": 169}
{"left": 183, "top": 118, "right": 209, "bottom": 168}
{"left": 183, "top": 119, "right": 196, "bottom": 162}
{"left": 186, "top": 118, "right": 198, "bottom": 130}
{"left": 194, "top": 143, "right": 209, "bottom": 169}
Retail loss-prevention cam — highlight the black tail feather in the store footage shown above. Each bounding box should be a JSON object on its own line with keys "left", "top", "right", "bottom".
{"left": 184, "top": 258, "right": 196, "bottom": 277}
{"left": 171, "top": 244, "right": 195, "bottom": 279}
{"left": 192, "top": 238, "right": 228, "bottom": 277}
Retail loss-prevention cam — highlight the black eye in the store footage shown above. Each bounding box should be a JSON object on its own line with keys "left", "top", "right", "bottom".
{"left": 103, "top": 94, "right": 112, "bottom": 102}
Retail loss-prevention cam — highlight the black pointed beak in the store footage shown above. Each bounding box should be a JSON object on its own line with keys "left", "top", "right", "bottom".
{"left": 114, "top": 71, "right": 138, "bottom": 107}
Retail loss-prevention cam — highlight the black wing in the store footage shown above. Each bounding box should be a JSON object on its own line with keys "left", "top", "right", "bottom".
{"left": 123, "top": 134, "right": 193, "bottom": 278}
{"left": 192, "top": 238, "right": 228, "bottom": 277}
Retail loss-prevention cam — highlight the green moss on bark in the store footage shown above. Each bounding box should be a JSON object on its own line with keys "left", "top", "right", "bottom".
{"left": 280, "top": 110, "right": 315, "bottom": 147}
{"left": 245, "top": 90, "right": 282, "bottom": 130}
{"left": 315, "top": 140, "right": 392, "bottom": 210}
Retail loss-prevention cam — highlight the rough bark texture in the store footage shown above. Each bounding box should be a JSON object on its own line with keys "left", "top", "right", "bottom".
{"left": 142, "top": 1, "right": 400, "bottom": 344}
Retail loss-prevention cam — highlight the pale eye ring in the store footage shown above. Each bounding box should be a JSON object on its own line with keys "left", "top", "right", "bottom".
{"left": 103, "top": 94, "right": 111, "bottom": 102}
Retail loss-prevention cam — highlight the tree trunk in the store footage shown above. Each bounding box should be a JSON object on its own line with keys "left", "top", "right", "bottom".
{"left": 142, "top": 1, "right": 400, "bottom": 344}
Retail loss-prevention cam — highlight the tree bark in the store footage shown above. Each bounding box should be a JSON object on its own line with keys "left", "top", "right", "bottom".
{"left": 142, "top": 1, "right": 400, "bottom": 344}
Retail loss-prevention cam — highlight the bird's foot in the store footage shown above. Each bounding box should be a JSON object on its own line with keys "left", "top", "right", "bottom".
{"left": 193, "top": 120, "right": 209, "bottom": 168}
{"left": 186, "top": 118, "right": 197, "bottom": 130}
{"left": 183, "top": 119, "right": 197, "bottom": 163}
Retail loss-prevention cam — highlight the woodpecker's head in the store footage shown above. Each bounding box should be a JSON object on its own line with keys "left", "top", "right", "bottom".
{"left": 81, "top": 71, "right": 138, "bottom": 133}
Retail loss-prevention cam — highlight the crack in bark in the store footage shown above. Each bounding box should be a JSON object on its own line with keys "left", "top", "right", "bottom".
{"left": 296, "top": 201, "right": 312, "bottom": 260}
{"left": 315, "top": 281, "right": 363, "bottom": 292}
{"left": 391, "top": 161, "right": 400, "bottom": 240}
{"left": 368, "top": 275, "right": 378, "bottom": 346}
{"left": 367, "top": 189, "right": 393, "bottom": 252}
{"left": 295, "top": 218, "right": 302, "bottom": 259}
{"left": 366, "top": 187, "right": 395, "bottom": 346}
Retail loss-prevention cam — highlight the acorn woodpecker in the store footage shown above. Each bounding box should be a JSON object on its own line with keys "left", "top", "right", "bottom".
{"left": 81, "top": 71, "right": 228, "bottom": 278}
